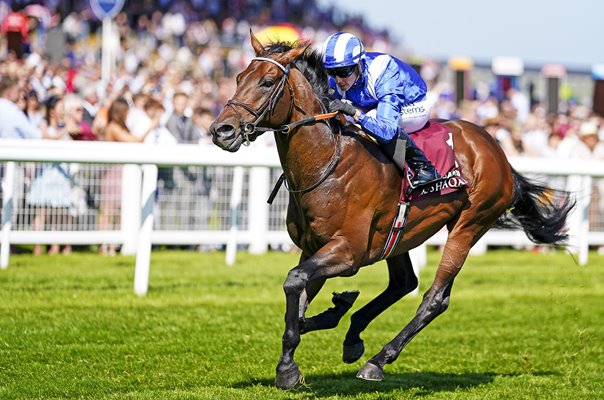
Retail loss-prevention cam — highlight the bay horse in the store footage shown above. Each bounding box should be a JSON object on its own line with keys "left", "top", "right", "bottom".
{"left": 209, "top": 33, "right": 574, "bottom": 389}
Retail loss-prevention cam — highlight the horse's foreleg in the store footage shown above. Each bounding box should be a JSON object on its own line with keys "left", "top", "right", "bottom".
{"left": 343, "top": 252, "right": 418, "bottom": 363}
{"left": 276, "top": 240, "right": 356, "bottom": 390}
{"left": 356, "top": 239, "right": 469, "bottom": 381}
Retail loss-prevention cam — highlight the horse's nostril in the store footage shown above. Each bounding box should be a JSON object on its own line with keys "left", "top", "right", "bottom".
{"left": 211, "top": 122, "right": 236, "bottom": 136}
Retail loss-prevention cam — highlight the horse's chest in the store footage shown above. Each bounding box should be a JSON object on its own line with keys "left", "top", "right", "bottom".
{"left": 287, "top": 213, "right": 334, "bottom": 253}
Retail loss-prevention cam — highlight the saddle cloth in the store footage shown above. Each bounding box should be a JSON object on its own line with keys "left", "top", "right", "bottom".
{"left": 380, "top": 121, "right": 469, "bottom": 259}
{"left": 402, "top": 121, "right": 468, "bottom": 202}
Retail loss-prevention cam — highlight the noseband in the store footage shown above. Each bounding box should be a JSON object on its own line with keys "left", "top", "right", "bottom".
{"left": 225, "top": 57, "right": 294, "bottom": 145}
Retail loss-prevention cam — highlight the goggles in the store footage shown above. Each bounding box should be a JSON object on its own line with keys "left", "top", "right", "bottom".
{"left": 326, "top": 65, "right": 357, "bottom": 78}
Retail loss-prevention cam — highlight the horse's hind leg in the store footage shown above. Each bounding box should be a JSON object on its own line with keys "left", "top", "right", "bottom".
{"left": 356, "top": 236, "right": 471, "bottom": 381}
{"left": 343, "top": 252, "right": 418, "bottom": 363}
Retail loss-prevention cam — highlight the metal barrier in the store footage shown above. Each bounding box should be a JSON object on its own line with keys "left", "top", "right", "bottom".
{"left": 2, "top": 139, "right": 603, "bottom": 295}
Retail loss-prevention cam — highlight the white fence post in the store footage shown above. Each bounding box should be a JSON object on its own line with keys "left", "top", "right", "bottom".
{"left": 578, "top": 176, "right": 593, "bottom": 266}
{"left": 469, "top": 237, "right": 488, "bottom": 255}
{"left": 1, "top": 162, "right": 15, "bottom": 269}
{"left": 134, "top": 165, "right": 157, "bottom": 296}
{"left": 121, "top": 164, "right": 142, "bottom": 255}
{"left": 409, "top": 244, "right": 427, "bottom": 296}
{"left": 226, "top": 167, "right": 245, "bottom": 266}
{"left": 566, "top": 175, "right": 591, "bottom": 265}
{"left": 248, "top": 166, "right": 270, "bottom": 254}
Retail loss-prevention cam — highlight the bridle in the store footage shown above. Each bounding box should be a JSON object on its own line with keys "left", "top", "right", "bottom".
{"left": 225, "top": 56, "right": 343, "bottom": 197}
{"left": 225, "top": 57, "right": 294, "bottom": 146}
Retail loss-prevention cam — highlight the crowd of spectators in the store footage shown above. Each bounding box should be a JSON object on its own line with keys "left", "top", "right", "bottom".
{"left": 1, "top": 1, "right": 603, "bottom": 254}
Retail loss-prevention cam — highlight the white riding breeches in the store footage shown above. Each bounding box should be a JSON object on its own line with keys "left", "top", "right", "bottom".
{"left": 397, "top": 97, "right": 432, "bottom": 134}
{"left": 364, "top": 96, "right": 432, "bottom": 135}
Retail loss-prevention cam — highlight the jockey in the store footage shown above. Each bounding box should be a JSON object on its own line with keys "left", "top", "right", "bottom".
{"left": 321, "top": 32, "right": 440, "bottom": 187}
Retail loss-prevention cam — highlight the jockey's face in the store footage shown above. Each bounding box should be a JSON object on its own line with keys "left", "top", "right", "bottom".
{"left": 332, "top": 65, "right": 359, "bottom": 92}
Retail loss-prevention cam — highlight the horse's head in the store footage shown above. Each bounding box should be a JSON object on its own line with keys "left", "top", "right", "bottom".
{"left": 210, "top": 31, "right": 306, "bottom": 152}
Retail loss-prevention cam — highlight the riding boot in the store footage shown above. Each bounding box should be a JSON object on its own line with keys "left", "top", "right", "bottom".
{"left": 402, "top": 133, "right": 441, "bottom": 187}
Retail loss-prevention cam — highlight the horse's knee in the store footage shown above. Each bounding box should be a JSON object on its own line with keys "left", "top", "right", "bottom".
{"left": 283, "top": 269, "right": 309, "bottom": 296}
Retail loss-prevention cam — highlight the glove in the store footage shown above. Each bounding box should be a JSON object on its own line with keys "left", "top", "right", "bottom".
{"left": 329, "top": 99, "right": 356, "bottom": 117}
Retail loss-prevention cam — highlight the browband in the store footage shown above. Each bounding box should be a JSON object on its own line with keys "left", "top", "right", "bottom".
{"left": 251, "top": 57, "right": 289, "bottom": 74}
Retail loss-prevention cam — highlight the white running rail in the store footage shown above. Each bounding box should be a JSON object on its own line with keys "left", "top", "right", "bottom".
{"left": 1, "top": 139, "right": 603, "bottom": 295}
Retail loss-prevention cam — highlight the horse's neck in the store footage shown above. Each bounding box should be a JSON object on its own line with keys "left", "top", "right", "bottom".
{"left": 275, "top": 85, "right": 337, "bottom": 190}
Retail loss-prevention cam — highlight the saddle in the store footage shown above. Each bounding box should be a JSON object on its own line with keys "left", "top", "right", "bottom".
{"left": 391, "top": 121, "right": 468, "bottom": 202}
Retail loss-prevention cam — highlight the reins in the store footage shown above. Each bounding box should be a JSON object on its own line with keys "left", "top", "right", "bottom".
{"left": 227, "top": 56, "right": 344, "bottom": 202}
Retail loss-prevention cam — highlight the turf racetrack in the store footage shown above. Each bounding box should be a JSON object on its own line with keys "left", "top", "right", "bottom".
{"left": 1, "top": 249, "right": 603, "bottom": 399}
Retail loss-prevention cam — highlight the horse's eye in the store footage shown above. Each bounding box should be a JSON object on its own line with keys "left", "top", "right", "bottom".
{"left": 261, "top": 79, "right": 274, "bottom": 88}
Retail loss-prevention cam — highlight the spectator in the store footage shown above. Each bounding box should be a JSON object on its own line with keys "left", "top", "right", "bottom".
{"left": 127, "top": 95, "right": 176, "bottom": 145}
{"left": 506, "top": 87, "right": 530, "bottom": 124}
{"left": 24, "top": 89, "right": 44, "bottom": 128}
{"left": 126, "top": 92, "right": 149, "bottom": 138}
{"left": 521, "top": 112, "right": 550, "bottom": 157}
{"left": 80, "top": 82, "right": 100, "bottom": 127}
{"left": 103, "top": 96, "right": 159, "bottom": 142}
{"left": 1, "top": 7, "right": 29, "bottom": 58}
{"left": 0, "top": 77, "right": 42, "bottom": 139}
{"left": 141, "top": 98, "right": 177, "bottom": 144}
{"left": 191, "top": 106, "right": 214, "bottom": 145}
{"left": 483, "top": 117, "right": 519, "bottom": 157}
{"left": 571, "top": 121, "right": 604, "bottom": 159}
{"left": 165, "top": 92, "right": 196, "bottom": 144}
{"left": 25, "top": 95, "right": 73, "bottom": 255}
{"left": 63, "top": 93, "right": 97, "bottom": 141}
{"left": 161, "top": 92, "right": 198, "bottom": 231}
{"left": 98, "top": 97, "right": 159, "bottom": 255}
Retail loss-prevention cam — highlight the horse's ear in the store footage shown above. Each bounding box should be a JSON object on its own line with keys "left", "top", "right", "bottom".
{"left": 278, "top": 45, "right": 306, "bottom": 66}
{"left": 250, "top": 29, "right": 265, "bottom": 56}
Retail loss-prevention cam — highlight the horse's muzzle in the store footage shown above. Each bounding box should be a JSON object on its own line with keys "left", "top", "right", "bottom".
{"left": 209, "top": 121, "right": 242, "bottom": 152}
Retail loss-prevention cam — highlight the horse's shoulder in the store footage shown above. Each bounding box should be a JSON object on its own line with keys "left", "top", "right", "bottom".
{"left": 340, "top": 124, "right": 379, "bottom": 147}
{"left": 335, "top": 125, "right": 398, "bottom": 178}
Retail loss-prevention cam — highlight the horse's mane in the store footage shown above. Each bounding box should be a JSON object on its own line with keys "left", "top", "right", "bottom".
{"left": 263, "top": 42, "right": 331, "bottom": 110}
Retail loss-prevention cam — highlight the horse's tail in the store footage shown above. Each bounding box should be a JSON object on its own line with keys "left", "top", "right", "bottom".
{"left": 496, "top": 168, "right": 575, "bottom": 246}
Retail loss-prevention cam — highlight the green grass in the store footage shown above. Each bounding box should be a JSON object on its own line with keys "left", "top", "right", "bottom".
{"left": 0, "top": 249, "right": 603, "bottom": 399}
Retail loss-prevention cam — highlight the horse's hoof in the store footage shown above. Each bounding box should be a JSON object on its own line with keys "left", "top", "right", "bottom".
{"left": 356, "top": 361, "right": 384, "bottom": 381}
{"left": 275, "top": 363, "right": 302, "bottom": 390}
{"left": 343, "top": 340, "right": 365, "bottom": 363}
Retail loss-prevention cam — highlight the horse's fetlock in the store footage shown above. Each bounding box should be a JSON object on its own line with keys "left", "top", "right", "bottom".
{"left": 382, "top": 344, "right": 400, "bottom": 363}
{"left": 282, "top": 329, "right": 301, "bottom": 348}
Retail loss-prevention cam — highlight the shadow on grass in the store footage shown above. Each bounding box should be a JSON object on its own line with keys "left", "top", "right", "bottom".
{"left": 234, "top": 370, "right": 558, "bottom": 397}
